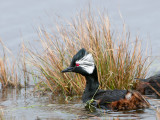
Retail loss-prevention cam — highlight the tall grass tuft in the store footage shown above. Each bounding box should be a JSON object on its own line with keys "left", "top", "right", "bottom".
{"left": 0, "top": 40, "right": 21, "bottom": 89}
{"left": 27, "top": 11, "right": 151, "bottom": 96}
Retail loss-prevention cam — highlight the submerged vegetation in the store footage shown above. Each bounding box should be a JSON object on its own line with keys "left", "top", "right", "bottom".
{"left": 25, "top": 11, "right": 151, "bottom": 96}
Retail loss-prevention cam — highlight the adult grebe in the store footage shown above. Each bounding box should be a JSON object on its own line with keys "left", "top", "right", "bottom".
{"left": 62, "top": 48, "right": 150, "bottom": 110}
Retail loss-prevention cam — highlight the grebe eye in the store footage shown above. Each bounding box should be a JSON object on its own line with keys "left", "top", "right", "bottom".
{"left": 76, "top": 63, "right": 79, "bottom": 66}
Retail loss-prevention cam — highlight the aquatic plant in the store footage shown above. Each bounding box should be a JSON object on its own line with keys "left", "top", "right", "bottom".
{"left": 0, "top": 40, "right": 21, "bottom": 88}
{"left": 156, "top": 107, "right": 160, "bottom": 120}
{"left": 0, "top": 107, "right": 4, "bottom": 120}
{"left": 27, "top": 11, "right": 151, "bottom": 96}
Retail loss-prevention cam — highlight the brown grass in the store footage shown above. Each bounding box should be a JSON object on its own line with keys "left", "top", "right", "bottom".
{"left": 0, "top": 40, "right": 21, "bottom": 89}
{"left": 26, "top": 11, "right": 151, "bottom": 96}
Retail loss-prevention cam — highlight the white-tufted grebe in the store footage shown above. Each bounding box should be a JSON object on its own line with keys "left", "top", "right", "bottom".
{"left": 62, "top": 48, "right": 150, "bottom": 110}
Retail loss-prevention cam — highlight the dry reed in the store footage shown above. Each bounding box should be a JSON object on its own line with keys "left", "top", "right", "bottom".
{"left": 0, "top": 40, "right": 21, "bottom": 89}
{"left": 26, "top": 11, "right": 151, "bottom": 96}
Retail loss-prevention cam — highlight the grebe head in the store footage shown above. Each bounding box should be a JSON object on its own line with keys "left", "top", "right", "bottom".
{"left": 61, "top": 48, "right": 95, "bottom": 76}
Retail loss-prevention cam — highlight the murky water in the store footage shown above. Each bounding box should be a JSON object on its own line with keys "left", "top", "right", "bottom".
{"left": 0, "top": 88, "right": 159, "bottom": 120}
{"left": 1, "top": 0, "right": 160, "bottom": 120}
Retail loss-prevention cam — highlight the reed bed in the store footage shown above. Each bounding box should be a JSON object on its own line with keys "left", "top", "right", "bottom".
{"left": 26, "top": 11, "right": 151, "bottom": 96}
{"left": 0, "top": 40, "right": 21, "bottom": 89}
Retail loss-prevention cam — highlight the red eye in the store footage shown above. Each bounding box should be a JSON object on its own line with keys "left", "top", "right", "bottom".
{"left": 76, "top": 63, "right": 79, "bottom": 66}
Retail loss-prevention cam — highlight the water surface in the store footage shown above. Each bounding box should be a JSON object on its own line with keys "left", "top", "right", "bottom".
{"left": 0, "top": 88, "right": 159, "bottom": 120}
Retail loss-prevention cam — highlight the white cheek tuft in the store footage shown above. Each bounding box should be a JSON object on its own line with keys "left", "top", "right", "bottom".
{"left": 76, "top": 53, "right": 95, "bottom": 74}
